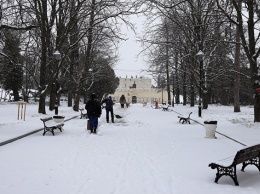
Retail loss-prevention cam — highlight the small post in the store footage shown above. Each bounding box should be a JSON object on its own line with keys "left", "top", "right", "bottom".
{"left": 54, "top": 100, "right": 58, "bottom": 115}
{"left": 55, "top": 106, "right": 58, "bottom": 115}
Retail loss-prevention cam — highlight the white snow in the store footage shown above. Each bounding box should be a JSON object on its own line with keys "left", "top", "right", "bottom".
{"left": 0, "top": 101, "right": 260, "bottom": 194}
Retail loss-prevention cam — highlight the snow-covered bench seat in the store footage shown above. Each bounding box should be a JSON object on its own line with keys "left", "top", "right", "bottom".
{"left": 208, "top": 143, "right": 260, "bottom": 186}
{"left": 40, "top": 117, "right": 64, "bottom": 136}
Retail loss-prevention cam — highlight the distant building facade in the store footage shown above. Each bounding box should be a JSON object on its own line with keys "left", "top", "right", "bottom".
{"left": 110, "top": 77, "right": 169, "bottom": 104}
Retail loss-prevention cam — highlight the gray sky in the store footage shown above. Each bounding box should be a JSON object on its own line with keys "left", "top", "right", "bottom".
{"left": 115, "top": 15, "right": 151, "bottom": 78}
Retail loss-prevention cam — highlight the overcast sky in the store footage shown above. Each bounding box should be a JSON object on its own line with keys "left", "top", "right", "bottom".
{"left": 115, "top": 14, "right": 151, "bottom": 79}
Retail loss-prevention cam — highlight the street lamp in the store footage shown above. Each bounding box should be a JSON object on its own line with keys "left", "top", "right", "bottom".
{"left": 53, "top": 50, "right": 61, "bottom": 114}
{"left": 159, "top": 74, "right": 164, "bottom": 104}
{"left": 88, "top": 68, "right": 93, "bottom": 82}
{"left": 162, "top": 84, "right": 164, "bottom": 104}
{"left": 172, "top": 68, "right": 175, "bottom": 107}
{"left": 87, "top": 68, "right": 94, "bottom": 88}
{"left": 196, "top": 50, "right": 204, "bottom": 117}
{"left": 53, "top": 50, "right": 61, "bottom": 60}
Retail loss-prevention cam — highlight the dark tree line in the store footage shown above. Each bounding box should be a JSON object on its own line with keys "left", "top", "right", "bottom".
{"left": 0, "top": 0, "right": 259, "bottom": 122}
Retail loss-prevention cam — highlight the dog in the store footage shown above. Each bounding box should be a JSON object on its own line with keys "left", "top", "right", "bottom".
{"left": 178, "top": 112, "right": 192, "bottom": 124}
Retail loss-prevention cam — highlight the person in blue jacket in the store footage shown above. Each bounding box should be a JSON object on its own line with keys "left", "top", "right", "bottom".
{"left": 102, "top": 96, "right": 114, "bottom": 123}
{"left": 85, "top": 93, "right": 102, "bottom": 134}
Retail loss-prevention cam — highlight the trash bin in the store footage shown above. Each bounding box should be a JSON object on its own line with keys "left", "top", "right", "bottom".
{"left": 53, "top": 115, "right": 65, "bottom": 123}
{"left": 204, "top": 121, "right": 217, "bottom": 139}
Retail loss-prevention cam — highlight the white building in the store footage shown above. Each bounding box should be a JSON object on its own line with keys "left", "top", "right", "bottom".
{"left": 110, "top": 77, "right": 169, "bottom": 104}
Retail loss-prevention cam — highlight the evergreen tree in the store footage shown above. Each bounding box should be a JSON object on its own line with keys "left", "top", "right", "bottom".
{"left": 1, "top": 30, "right": 23, "bottom": 101}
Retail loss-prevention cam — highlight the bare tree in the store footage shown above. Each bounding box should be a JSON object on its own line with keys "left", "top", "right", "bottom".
{"left": 217, "top": 0, "right": 260, "bottom": 121}
{"left": 72, "top": 0, "right": 144, "bottom": 111}
{"left": 233, "top": 0, "right": 242, "bottom": 112}
{"left": 141, "top": 0, "right": 234, "bottom": 111}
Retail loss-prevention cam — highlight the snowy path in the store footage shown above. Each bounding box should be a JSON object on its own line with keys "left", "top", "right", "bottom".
{"left": 59, "top": 106, "right": 181, "bottom": 194}
{"left": 0, "top": 104, "right": 259, "bottom": 194}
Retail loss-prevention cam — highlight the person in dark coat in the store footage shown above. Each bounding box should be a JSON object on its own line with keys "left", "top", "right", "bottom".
{"left": 119, "top": 94, "right": 126, "bottom": 108}
{"left": 85, "top": 93, "right": 102, "bottom": 134}
{"left": 102, "top": 96, "right": 114, "bottom": 123}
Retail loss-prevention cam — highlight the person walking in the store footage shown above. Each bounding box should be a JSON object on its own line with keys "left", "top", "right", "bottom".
{"left": 85, "top": 93, "right": 102, "bottom": 134}
{"left": 102, "top": 96, "right": 114, "bottom": 123}
{"left": 119, "top": 94, "right": 126, "bottom": 108}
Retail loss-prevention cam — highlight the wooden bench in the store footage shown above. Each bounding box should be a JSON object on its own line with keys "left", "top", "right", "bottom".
{"left": 40, "top": 117, "right": 64, "bottom": 136}
{"left": 208, "top": 144, "right": 260, "bottom": 186}
{"left": 79, "top": 108, "right": 88, "bottom": 119}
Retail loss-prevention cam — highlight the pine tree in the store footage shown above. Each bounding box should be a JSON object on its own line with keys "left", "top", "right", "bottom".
{"left": 1, "top": 30, "right": 23, "bottom": 101}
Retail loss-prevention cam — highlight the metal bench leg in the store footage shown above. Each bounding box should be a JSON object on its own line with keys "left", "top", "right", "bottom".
{"left": 215, "top": 165, "right": 239, "bottom": 186}
{"left": 58, "top": 126, "right": 62, "bottom": 132}
{"left": 242, "top": 156, "right": 260, "bottom": 172}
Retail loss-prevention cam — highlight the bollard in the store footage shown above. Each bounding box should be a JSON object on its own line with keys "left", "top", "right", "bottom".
{"left": 55, "top": 105, "right": 58, "bottom": 115}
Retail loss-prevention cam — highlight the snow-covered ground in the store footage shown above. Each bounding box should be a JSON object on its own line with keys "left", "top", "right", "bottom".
{"left": 0, "top": 100, "right": 260, "bottom": 194}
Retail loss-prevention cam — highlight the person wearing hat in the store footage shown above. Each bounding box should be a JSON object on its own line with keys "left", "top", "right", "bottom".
{"left": 85, "top": 93, "right": 102, "bottom": 134}
{"left": 102, "top": 96, "right": 114, "bottom": 123}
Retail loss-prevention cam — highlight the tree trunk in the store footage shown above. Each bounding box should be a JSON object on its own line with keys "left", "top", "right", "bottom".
{"left": 13, "top": 89, "right": 19, "bottom": 101}
{"left": 73, "top": 0, "right": 96, "bottom": 111}
{"left": 38, "top": 47, "right": 47, "bottom": 114}
{"left": 183, "top": 70, "right": 187, "bottom": 106}
{"left": 68, "top": 1, "right": 79, "bottom": 108}
{"left": 68, "top": 90, "right": 73, "bottom": 107}
{"left": 49, "top": 83, "right": 56, "bottom": 111}
{"left": 190, "top": 83, "right": 195, "bottom": 107}
{"left": 165, "top": 24, "right": 171, "bottom": 105}
{"left": 231, "top": 0, "right": 260, "bottom": 121}
{"left": 202, "top": 69, "right": 208, "bottom": 109}
{"left": 202, "top": 92, "right": 208, "bottom": 109}
{"left": 233, "top": 0, "right": 241, "bottom": 112}
{"left": 172, "top": 72, "right": 175, "bottom": 107}
{"left": 67, "top": 52, "right": 75, "bottom": 107}
{"left": 37, "top": 0, "right": 52, "bottom": 114}
{"left": 175, "top": 72, "right": 180, "bottom": 104}
{"left": 67, "top": 59, "right": 74, "bottom": 107}
{"left": 255, "top": 95, "right": 260, "bottom": 122}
